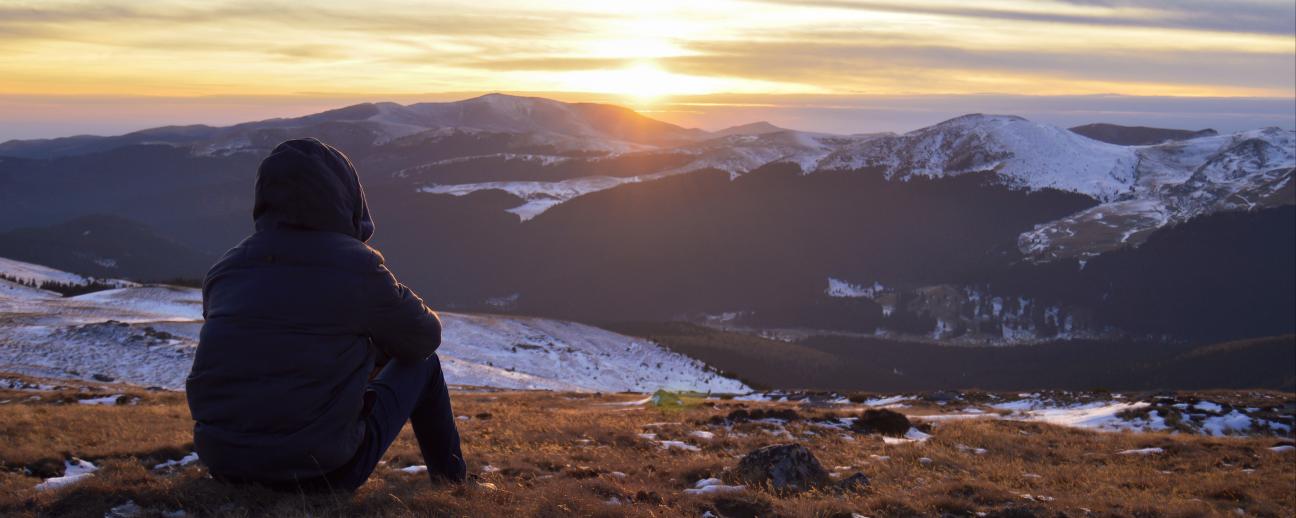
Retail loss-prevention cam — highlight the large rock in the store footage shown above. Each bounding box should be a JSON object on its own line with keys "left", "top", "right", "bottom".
{"left": 852, "top": 408, "right": 911, "bottom": 437}
{"left": 728, "top": 443, "right": 830, "bottom": 493}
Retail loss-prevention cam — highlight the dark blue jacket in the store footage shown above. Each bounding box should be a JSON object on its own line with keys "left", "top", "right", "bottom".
{"left": 186, "top": 138, "right": 441, "bottom": 481}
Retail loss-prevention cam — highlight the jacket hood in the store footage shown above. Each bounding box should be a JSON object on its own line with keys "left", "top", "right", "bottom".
{"left": 253, "top": 138, "right": 374, "bottom": 242}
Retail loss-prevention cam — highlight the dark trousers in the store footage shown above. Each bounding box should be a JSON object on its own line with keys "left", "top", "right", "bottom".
{"left": 326, "top": 353, "right": 466, "bottom": 491}
{"left": 224, "top": 354, "right": 467, "bottom": 493}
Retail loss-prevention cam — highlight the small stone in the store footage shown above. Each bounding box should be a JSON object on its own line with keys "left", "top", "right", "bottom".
{"left": 837, "top": 472, "right": 871, "bottom": 493}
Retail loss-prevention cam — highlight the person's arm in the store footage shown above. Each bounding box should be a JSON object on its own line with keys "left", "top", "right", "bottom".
{"left": 363, "top": 263, "right": 442, "bottom": 362}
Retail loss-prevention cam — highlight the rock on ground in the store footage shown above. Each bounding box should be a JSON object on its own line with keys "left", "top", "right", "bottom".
{"left": 852, "top": 408, "right": 912, "bottom": 437}
{"left": 727, "top": 443, "right": 830, "bottom": 493}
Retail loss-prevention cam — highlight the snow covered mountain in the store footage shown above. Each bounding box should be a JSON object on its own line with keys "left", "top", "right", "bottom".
{"left": 1019, "top": 127, "right": 1295, "bottom": 261}
{"left": 405, "top": 113, "right": 1291, "bottom": 265}
{"left": 0, "top": 96, "right": 1291, "bottom": 344}
{"left": 428, "top": 113, "right": 1145, "bottom": 203}
{"left": 0, "top": 257, "right": 747, "bottom": 393}
{"left": 819, "top": 114, "right": 1140, "bottom": 201}
{"left": 4, "top": 96, "right": 1286, "bottom": 251}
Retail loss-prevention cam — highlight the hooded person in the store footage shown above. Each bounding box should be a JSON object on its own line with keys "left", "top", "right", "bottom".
{"left": 186, "top": 138, "right": 465, "bottom": 492}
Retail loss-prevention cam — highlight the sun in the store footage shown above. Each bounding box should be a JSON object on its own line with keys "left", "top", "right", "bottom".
{"left": 612, "top": 63, "right": 677, "bottom": 101}
{"left": 561, "top": 62, "right": 709, "bottom": 102}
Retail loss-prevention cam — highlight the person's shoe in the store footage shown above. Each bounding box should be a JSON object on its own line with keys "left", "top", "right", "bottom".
{"left": 427, "top": 454, "right": 467, "bottom": 485}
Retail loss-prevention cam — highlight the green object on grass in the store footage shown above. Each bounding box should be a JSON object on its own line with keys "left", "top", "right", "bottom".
{"left": 650, "top": 389, "right": 684, "bottom": 407}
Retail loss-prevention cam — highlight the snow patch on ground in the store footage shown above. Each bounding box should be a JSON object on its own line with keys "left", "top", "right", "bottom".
{"left": 882, "top": 428, "right": 933, "bottom": 445}
{"left": 826, "top": 278, "right": 884, "bottom": 298}
{"left": 421, "top": 176, "right": 641, "bottom": 221}
{"left": 993, "top": 400, "right": 1166, "bottom": 432}
{"left": 153, "top": 452, "right": 200, "bottom": 470}
{"left": 78, "top": 394, "right": 122, "bottom": 405}
{"left": 861, "top": 395, "right": 912, "bottom": 407}
{"left": 659, "top": 440, "right": 701, "bottom": 452}
{"left": 70, "top": 287, "right": 202, "bottom": 322}
{"left": 438, "top": 312, "right": 748, "bottom": 393}
{"left": 1200, "top": 411, "right": 1256, "bottom": 436}
{"left": 0, "top": 257, "right": 97, "bottom": 286}
{"left": 684, "top": 478, "right": 745, "bottom": 495}
{"left": 0, "top": 278, "right": 60, "bottom": 299}
{"left": 35, "top": 459, "right": 97, "bottom": 491}
{"left": 0, "top": 259, "right": 748, "bottom": 393}
{"left": 1117, "top": 447, "right": 1164, "bottom": 455}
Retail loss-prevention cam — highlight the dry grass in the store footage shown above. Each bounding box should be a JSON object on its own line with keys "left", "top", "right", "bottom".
{"left": 1, "top": 375, "right": 1293, "bottom": 517}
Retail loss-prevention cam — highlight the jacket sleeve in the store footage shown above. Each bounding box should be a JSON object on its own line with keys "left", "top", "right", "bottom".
{"left": 363, "top": 263, "right": 442, "bottom": 362}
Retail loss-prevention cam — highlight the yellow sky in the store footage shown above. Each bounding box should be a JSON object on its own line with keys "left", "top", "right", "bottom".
{"left": 1, "top": 0, "right": 1293, "bottom": 103}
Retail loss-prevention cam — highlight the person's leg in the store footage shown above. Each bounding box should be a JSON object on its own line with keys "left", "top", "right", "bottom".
{"left": 408, "top": 358, "right": 465, "bottom": 482}
{"left": 327, "top": 353, "right": 464, "bottom": 490}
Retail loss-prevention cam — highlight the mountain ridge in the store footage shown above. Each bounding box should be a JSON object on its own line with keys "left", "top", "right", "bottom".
{"left": 1069, "top": 122, "right": 1219, "bottom": 146}
{"left": 0, "top": 94, "right": 1290, "bottom": 345}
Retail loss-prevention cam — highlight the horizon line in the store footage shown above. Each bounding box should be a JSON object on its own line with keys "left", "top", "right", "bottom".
{"left": 2, "top": 91, "right": 1292, "bottom": 142}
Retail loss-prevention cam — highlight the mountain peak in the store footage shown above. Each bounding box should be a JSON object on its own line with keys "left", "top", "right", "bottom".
{"left": 460, "top": 92, "right": 561, "bottom": 108}
{"left": 712, "top": 121, "right": 788, "bottom": 138}
{"left": 932, "top": 113, "right": 1029, "bottom": 128}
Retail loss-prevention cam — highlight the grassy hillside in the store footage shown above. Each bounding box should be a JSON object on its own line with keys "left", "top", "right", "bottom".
{"left": 607, "top": 323, "right": 1296, "bottom": 392}
{"left": 1, "top": 374, "right": 1293, "bottom": 517}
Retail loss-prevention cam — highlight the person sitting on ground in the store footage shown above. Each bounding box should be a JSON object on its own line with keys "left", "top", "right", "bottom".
{"left": 186, "top": 138, "right": 465, "bottom": 492}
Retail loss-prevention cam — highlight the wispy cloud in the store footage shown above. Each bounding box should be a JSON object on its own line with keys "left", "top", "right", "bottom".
{"left": 0, "top": 0, "right": 1291, "bottom": 113}
{"left": 669, "top": 38, "right": 1295, "bottom": 95}
{"left": 748, "top": 0, "right": 1296, "bottom": 36}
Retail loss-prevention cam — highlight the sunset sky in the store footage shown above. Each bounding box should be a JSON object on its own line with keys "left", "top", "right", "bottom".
{"left": 1, "top": 0, "right": 1293, "bottom": 139}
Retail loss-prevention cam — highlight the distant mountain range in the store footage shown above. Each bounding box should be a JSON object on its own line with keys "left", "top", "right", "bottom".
{"left": 1069, "top": 123, "right": 1218, "bottom": 146}
{"left": 1, "top": 94, "right": 1291, "bottom": 345}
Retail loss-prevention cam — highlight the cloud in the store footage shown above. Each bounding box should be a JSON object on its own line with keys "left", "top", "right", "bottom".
{"left": 440, "top": 56, "right": 634, "bottom": 71}
{"left": 667, "top": 37, "right": 1295, "bottom": 95}
{"left": 0, "top": 0, "right": 1290, "bottom": 100}
{"left": 0, "top": 2, "right": 592, "bottom": 44}
{"left": 51, "top": 2, "right": 578, "bottom": 32}
{"left": 747, "top": 0, "right": 1296, "bottom": 36}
